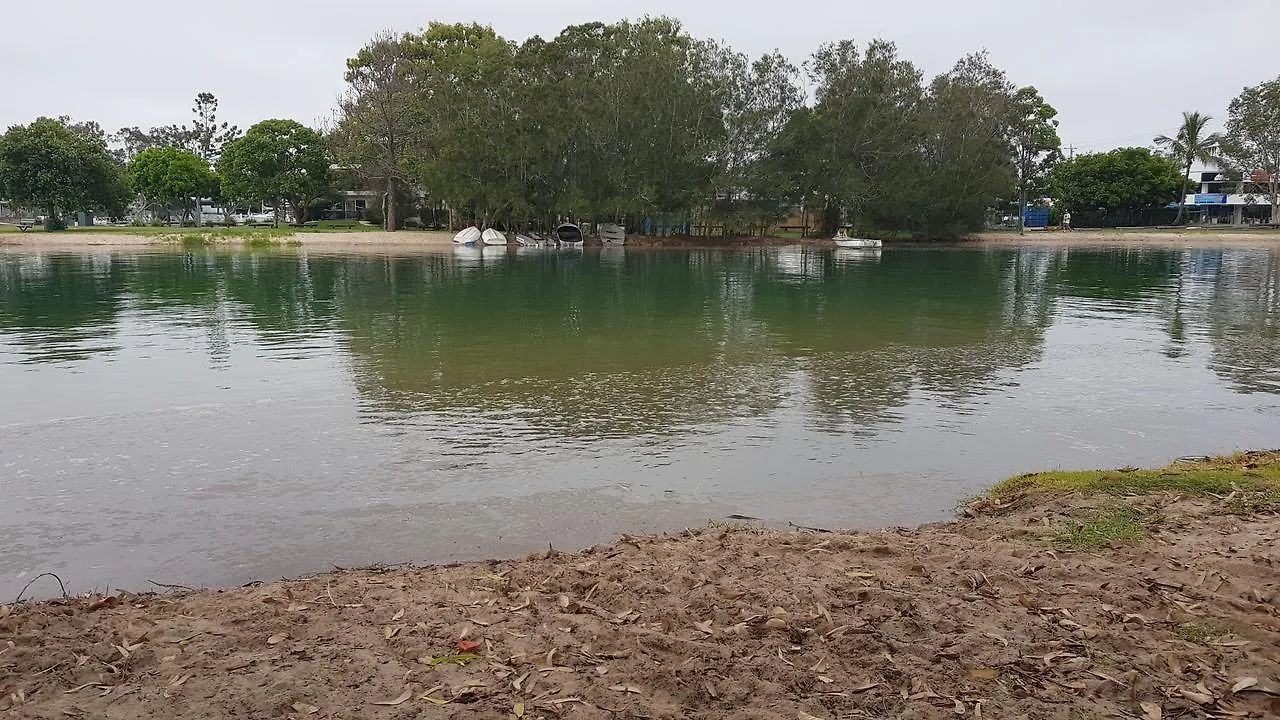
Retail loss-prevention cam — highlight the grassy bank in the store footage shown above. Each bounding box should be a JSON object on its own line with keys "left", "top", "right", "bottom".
{"left": 2, "top": 453, "right": 1279, "bottom": 718}
{"left": 975, "top": 451, "right": 1280, "bottom": 550}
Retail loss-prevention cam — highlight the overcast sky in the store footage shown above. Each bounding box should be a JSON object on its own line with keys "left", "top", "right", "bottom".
{"left": 3, "top": 0, "right": 1275, "bottom": 153}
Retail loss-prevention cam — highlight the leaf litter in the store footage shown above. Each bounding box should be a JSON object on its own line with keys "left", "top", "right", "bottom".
{"left": 1, "top": 487, "right": 1279, "bottom": 718}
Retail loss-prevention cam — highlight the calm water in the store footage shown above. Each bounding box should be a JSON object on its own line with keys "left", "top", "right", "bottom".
{"left": 2, "top": 245, "right": 1278, "bottom": 598}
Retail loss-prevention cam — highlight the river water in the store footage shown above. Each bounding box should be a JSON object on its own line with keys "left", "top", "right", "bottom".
{"left": 2, "top": 245, "right": 1278, "bottom": 598}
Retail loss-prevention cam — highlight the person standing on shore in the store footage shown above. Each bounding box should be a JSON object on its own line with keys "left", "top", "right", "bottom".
{"left": 1062, "top": 211, "right": 1072, "bottom": 231}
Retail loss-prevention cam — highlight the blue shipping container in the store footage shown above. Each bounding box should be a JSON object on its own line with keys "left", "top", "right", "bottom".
{"left": 1022, "top": 206, "right": 1050, "bottom": 228}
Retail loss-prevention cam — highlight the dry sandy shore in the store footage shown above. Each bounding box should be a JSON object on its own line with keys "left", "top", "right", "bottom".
{"left": 3, "top": 228, "right": 1280, "bottom": 253}
{"left": 0, "top": 230, "right": 457, "bottom": 253}
{"left": 4, "top": 455, "right": 1279, "bottom": 719}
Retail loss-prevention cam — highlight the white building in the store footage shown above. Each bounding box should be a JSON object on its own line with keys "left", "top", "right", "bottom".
{"left": 1183, "top": 165, "right": 1275, "bottom": 225}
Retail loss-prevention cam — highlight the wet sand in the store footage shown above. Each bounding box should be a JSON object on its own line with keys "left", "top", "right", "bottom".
{"left": 4, "top": 454, "right": 1279, "bottom": 719}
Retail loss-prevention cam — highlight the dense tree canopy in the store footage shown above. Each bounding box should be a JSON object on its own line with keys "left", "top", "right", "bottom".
{"left": 217, "top": 119, "right": 330, "bottom": 226}
{"left": 0, "top": 117, "right": 130, "bottom": 227}
{"left": 333, "top": 20, "right": 1057, "bottom": 239}
{"left": 5, "top": 22, "right": 1075, "bottom": 238}
{"left": 1049, "top": 148, "right": 1183, "bottom": 227}
{"left": 127, "top": 146, "right": 213, "bottom": 220}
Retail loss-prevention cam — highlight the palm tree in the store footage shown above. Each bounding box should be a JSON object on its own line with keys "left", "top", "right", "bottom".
{"left": 1154, "top": 111, "right": 1222, "bottom": 225}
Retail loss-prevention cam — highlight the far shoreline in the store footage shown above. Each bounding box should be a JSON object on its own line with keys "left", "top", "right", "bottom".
{"left": 2, "top": 226, "right": 1280, "bottom": 253}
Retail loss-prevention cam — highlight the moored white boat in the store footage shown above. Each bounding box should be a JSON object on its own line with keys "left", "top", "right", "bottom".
{"left": 600, "top": 223, "right": 626, "bottom": 245}
{"left": 481, "top": 228, "right": 507, "bottom": 245}
{"left": 453, "top": 226, "right": 482, "bottom": 245}
{"left": 834, "top": 235, "right": 882, "bottom": 249}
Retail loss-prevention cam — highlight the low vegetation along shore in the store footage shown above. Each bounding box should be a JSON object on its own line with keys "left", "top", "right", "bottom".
{"left": 4, "top": 453, "right": 1279, "bottom": 718}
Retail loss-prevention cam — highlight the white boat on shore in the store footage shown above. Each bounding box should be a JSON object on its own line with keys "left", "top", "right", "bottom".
{"left": 555, "top": 223, "right": 585, "bottom": 247}
{"left": 481, "top": 228, "right": 507, "bottom": 246}
{"left": 600, "top": 223, "right": 626, "bottom": 245}
{"left": 453, "top": 226, "right": 481, "bottom": 245}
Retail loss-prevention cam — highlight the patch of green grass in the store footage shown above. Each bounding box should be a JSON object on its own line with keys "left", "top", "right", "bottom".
{"left": 1054, "top": 507, "right": 1155, "bottom": 550}
{"left": 1174, "top": 621, "right": 1223, "bottom": 644}
{"left": 292, "top": 220, "right": 382, "bottom": 233}
{"left": 988, "top": 451, "right": 1280, "bottom": 500}
{"left": 178, "top": 233, "right": 213, "bottom": 248}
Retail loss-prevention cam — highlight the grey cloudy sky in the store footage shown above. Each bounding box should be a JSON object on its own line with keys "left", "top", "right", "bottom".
{"left": 3, "top": 0, "right": 1275, "bottom": 152}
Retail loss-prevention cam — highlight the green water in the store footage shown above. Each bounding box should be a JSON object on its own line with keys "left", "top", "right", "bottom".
{"left": 2, "top": 245, "right": 1278, "bottom": 597}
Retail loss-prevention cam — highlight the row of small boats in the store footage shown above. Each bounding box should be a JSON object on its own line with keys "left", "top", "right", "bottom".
{"left": 453, "top": 223, "right": 622, "bottom": 248}
{"left": 451, "top": 225, "right": 882, "bottom": 249}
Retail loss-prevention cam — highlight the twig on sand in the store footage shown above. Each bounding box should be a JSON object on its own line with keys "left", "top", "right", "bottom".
{"left": 14, "top": 572, "right": 69, "bottom": 603}
{"left": 788, "top": 521, "right": 834, "bottom": 534}
{"left": 146, "top": 579, "right": 195, "bottom": 593}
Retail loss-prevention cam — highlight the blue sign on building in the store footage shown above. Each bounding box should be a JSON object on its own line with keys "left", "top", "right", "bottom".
{"left": 1194, "top": 193, "right": 1228, "bottom": 204}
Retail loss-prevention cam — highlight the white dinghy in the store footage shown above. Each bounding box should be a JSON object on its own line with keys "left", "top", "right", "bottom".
{"left": 453, "top": 226, "right": 482, "bottom": 245}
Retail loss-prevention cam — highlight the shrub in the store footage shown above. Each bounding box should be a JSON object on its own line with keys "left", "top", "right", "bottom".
{"left": 364, "top": 206, "right": 384, "bottom": 226}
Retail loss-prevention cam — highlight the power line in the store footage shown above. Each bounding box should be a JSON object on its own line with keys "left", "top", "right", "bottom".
{"left": 1065, "top": 126, "right": 1182, "bottom": 152}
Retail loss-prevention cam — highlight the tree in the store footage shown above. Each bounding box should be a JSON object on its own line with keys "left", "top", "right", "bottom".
{"left": 110, "top": 92, "right": 238, "bottom": 164}
{"left": 1049, "top": 148, "right": 1183, "bottom": 227}
{"left": 128, "top": 147, "right": 212, "bottom": 221}
{"left": 334, "top": 31, "right": 425, "bottom": 231}
{"left": 1154, "top": 111, "right": 1221, "bottom": 225}
{"left": 1221, "top": 77, "right": 1280, "bottom": 224}
{"left": 710, "top": 49, "right": 805, "bottom": 234}
{"left": 804, "top": 39, "right": 924, "bottom": 236}
{"left": 1011, "top": 87, "right": 1062, "bottom": 233}
{"left": 404, "top": 22, "right": 520, "bottom": 227}
{"left": 217, "top": 119, "right": 330, "bottom": 227}
{"left": 189, "top": 92, "right": 239, "bottom": 163}
{"left": 331, "top": 22, "right": 1062, "bottom": 240}
{"left": 912, "top": 52, "right": 1020, "bottom": 237}
{"left": 0, "top": 117, "right": 131, "bottom": 228}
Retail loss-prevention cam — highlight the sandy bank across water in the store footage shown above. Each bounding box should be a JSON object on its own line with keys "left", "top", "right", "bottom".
{"left": 3, "top": 228, "right": 1280, "bottom": 253}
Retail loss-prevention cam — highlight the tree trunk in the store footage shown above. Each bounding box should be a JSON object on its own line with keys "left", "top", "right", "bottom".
{"left": 1272, "top": 178, "right": 1279, "bottom": 227}
{"left": 385, "top": 176, "right": 397, "bottom": 232}
{"left": 820, "top": 202, "right": 840, "bottom": 238}
{"left": 1018, "top": 185, "right": 1026, "bottom": 235}
{"left": 273, "top": 200, "right": 282, "bottom": 229}
{"left": 1173, "top": 161, "right": 1191, "bottom": 225}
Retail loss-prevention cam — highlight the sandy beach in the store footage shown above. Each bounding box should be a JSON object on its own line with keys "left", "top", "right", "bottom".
{"left": 3, "top": 453, "right": 1278, "bottom": 719}
{"left": 3, "top": 227, "right": 1280, "bottom": 253}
